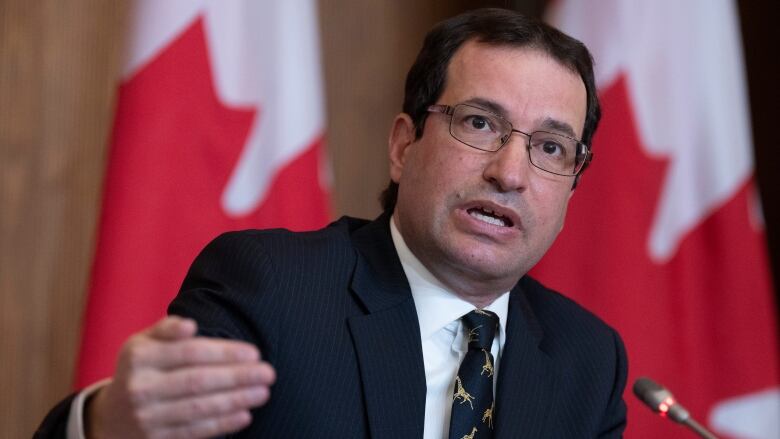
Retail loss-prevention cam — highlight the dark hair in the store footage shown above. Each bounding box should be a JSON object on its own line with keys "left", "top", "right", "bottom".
{"left": 380, "top": 8, "right": 600, "bottom": 212}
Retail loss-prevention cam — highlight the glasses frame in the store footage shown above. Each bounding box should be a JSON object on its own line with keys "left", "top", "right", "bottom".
{"left": 427, "top": 103, "right": 593, "bottom": 177}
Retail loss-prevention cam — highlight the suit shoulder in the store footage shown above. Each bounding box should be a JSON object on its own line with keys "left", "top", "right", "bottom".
{"left": 518, "top": 275, "right": 623, "bottom": 347}
{"left": 201, "top": 216, "right": 369, "bottom": 266}
{"left": 173, "top": 217, "right": 371, "bottom": 341}
{"left": 216, "top": 215, "right": 370, "bottom": 244}
{"left": 179, "top": 216, "right": 370, "bottom": 304}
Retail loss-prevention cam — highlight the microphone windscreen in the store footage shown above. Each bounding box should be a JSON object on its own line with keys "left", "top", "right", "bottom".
{"left": 633, "top": 377, "right": 668, "bottom": 408}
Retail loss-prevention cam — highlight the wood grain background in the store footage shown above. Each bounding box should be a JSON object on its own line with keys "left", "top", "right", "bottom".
{"left": 0, "top": 1, "right": 776, "bottom": 437}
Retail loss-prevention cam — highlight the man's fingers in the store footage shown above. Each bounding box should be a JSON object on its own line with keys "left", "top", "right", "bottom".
{"left": 101, "top": 319, "right": 270, "bottom": 438}
{"left": 123, "top": 336, "right": 259, "bottom": 370}
{"left": 137, "top": 386, "right": 269, "bottom": 428}
{"left": 129, "top": 363, "right": 276, "bottom": 403}
{"left": 146, "top": 316, "right": 198, "bottom": 341}
{"left": 163, "top": 363, "right": 276, "bottom": 398}
{"left": 149, "top": 411, "right": 252, "bottom": 439}
{"left": 157, "top": 338, "right": 260, "bottom": 369}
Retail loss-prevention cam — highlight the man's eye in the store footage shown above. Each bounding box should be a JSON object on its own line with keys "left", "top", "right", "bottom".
{"left": 541, "top": 141, "right": 565, "bottom": 156}
{"left": 465, "top": 115, "right": 492, "bottom": 131}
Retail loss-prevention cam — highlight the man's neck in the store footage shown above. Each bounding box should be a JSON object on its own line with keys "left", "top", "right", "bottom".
{"left": 388, "top": 215, "right": 513, "bottom": 308}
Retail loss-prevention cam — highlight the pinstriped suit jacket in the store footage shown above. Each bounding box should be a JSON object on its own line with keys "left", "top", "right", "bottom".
{"left": 35, "top": 213, "right": 627, "bottom": 438}
{"left": 171, "top": 213, "right": 627, "bottom": 438}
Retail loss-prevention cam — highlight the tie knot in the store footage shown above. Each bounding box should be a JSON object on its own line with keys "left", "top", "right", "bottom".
{"left": 462, "top": 309, "right": 499, "bottom": 350}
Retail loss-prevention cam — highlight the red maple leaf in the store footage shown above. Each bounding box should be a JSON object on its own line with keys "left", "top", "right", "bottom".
{"left": 77, "top": 17, "right": 329, "bottom": 387}
{"left": 532, "top": 75, "right": 778, "bottom": 438}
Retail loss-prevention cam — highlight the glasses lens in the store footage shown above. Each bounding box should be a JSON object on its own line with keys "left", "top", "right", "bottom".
{"left": 528, "top": 131, "right": 585, "bottom": 176}
{"left": 449, "top": 104, "right": 509, "bottom": 151}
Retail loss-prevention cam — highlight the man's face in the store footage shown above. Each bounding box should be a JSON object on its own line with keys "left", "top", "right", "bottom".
{"left": 389, "top": 41, "right": 587, "bottom": 300}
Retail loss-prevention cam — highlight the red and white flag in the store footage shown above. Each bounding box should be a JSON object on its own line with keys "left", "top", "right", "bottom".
{"left": 534, "top": 1, "right": 779, "bottom": 437}
{"left": 76, "top": 0, "right": 330, "bottom": 387}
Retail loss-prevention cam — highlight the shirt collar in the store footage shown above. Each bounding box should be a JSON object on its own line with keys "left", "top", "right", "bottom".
{"left": 389, "top": 215, "right": 509, "bottom": 341}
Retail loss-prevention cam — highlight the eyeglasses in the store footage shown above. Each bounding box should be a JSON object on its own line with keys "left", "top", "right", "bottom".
{"left": 427, "top": 103, "right": 592, "bottom": 176}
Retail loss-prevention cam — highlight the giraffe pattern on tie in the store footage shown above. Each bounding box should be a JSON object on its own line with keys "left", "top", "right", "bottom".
{"left": 482, "top": 401, "right": 494, "bottom": 428}
{"left": 481, "top": 349, "right": 493, "bottom": 377}
{"left": 467, "top": 325, "right": 483, "bottom": 344}
{"left": 453, "top": 375, "right": 475, "bottom": 409}
{"left": 461, "top": 426, "right": 478, "bottom": 439}
{"left": 450, "top": 309, "right": 499, "bottom": 438}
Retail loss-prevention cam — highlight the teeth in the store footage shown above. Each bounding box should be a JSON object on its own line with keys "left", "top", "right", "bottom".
{"left": 469, "top": 210, "right": 507, "bottom": 227}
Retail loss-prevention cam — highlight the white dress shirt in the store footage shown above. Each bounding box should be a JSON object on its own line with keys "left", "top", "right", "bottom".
{"left": 390, "top": 217, "right": 509, "bottom": 439}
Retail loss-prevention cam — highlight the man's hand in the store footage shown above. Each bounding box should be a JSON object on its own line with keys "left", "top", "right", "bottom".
{"left": 86, "top": 316, "right": 275, "bottom": 439}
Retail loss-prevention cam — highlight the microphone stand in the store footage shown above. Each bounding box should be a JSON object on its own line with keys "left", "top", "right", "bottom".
{"left": 682, "top": 417, "right": 719, "bottom": 439}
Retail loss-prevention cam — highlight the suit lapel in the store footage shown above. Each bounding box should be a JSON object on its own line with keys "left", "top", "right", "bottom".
{"left": 494, "top": 282, "right": 556, "bottom": 439}
{"left": 344, "top": 216, "right": 557, "bottom": 438}
{"left": 347, "top": 215, "right": 427, "bottom": 438}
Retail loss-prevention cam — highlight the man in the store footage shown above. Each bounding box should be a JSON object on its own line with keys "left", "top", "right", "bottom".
{"left": 38, "top": 8, "right": 627, "bottom": 438}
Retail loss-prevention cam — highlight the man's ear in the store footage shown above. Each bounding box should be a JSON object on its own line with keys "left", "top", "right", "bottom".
{"left": 388, "top": 113, "right": 416, "bottom": 183}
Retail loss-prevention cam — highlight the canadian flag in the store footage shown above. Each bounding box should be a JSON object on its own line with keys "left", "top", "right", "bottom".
{"left": 532, "top": 1, "right": 780, "bottom": 438}
{"left": 75, "top": 0, "right": 330, "bottom": 388}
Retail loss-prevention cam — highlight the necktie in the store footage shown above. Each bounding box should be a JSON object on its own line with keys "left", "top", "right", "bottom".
{"left": 449, "top": 309, "right": 499, "bottom": 439}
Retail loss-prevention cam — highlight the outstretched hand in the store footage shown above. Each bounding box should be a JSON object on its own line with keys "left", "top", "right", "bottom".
{"left": 86, "top": 316, "right": 275, "bottom": 438}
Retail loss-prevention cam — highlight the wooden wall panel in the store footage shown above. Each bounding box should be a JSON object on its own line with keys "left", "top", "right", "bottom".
{"left": 0, "top": 1, "right": 127, "bottom": 436}
{"left": 320, "top": 0, "right": 501, "bottom": 218}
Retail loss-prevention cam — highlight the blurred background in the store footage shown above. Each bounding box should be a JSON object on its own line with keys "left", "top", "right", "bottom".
{"left": 0, "top": 0, "right": 777, "bottom": 437}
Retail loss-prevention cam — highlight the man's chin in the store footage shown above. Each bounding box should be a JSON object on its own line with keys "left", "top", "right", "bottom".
{"left": 445, "top": 251, "right": 525, "bottom": 289}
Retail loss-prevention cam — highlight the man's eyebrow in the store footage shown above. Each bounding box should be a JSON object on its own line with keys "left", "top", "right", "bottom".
{"left": 540, "top": 118, "right": 578, "bottom": 139}
{"left": 462, "top": 98, "right": 580, "bottom": 139}
{"left": 462, "top": 97, "right": 509, "bottom": 118}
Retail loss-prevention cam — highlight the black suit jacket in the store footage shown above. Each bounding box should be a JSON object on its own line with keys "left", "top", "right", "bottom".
{"left": 36, "top": 214, "right": 627, "bottom": 438}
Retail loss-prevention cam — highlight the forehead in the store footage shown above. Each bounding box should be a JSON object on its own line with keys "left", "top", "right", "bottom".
{"left": 439, "top": 41, "right": 587, "bottom": 137}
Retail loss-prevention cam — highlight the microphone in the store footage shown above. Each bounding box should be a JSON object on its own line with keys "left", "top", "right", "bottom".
{"left": 632, "top": 377, "right": 719, "bottom": 439}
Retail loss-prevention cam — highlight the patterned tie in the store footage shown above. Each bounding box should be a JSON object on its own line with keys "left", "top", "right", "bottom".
{"left": 449, "top": 309, "right": 499, "bottom": 439}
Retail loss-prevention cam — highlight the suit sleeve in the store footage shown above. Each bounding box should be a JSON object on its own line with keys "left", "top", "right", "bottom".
{"left": 168, "top": 231, "right": 279, "bottom": 357}
{"left": 34, "top": 394, "right": 77, "bottom": 439}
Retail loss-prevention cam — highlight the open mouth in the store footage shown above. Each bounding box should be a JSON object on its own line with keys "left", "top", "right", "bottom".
{"left": 467, "top": 206, "right": 514, "bottom": 227}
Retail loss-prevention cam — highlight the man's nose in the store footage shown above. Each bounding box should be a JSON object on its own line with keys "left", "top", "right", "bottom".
{"left": 482, "top": 133, "right": 531, "bottom": 192}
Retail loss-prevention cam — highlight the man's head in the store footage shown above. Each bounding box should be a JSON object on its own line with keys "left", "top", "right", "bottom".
{"left": 386, "top": 8, "right": 598, "bottom": 304}
{"left": 382, "top": 8, "right": 599, "bottom": 212}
